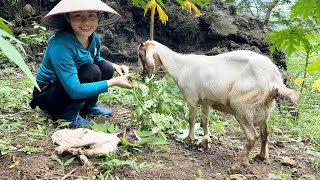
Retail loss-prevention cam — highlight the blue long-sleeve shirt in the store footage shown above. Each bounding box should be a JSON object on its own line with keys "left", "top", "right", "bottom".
{"left": 36, "top": 31, "right": 111, "bottom": 99}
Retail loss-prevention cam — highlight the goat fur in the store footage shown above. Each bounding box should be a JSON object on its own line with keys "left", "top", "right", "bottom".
{"left": 52, "top": 128, "right": 140, "bottom": 166}
{"left": 137, "top": 40, "right": 298, "bottom": 168}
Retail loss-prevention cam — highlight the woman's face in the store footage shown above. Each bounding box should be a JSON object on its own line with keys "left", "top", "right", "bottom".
{"left": 68, "top": 11, "right": 99, "bottom": 39}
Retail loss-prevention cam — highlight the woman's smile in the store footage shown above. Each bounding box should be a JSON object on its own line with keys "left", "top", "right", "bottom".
{"left": 67, "top": 11, "right": 99, "bottom": 46}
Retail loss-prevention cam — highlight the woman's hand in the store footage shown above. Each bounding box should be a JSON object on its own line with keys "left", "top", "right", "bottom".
{"left": 113, "top": 64, "right": 129, "bottom": 76}
{"left": 107, "top": 74, "right": 133, "bottom": 89}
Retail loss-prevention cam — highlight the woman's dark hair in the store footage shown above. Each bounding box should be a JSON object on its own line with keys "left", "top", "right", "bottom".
{"left": 59, "top": 13, "right": 72, "bottom": 32}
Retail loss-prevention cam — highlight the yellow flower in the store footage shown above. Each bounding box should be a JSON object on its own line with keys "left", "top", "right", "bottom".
{"left": 294, "top": 79, "right": 303, "bottom": 86}
{"left": 181, "top": 1, "right": 201, "bottom": 15}
{"left": 312, "top": 83, "right": 320, "bottom": 91}
{"left": 144, "top": 0, "right": 168, "bottom": 25}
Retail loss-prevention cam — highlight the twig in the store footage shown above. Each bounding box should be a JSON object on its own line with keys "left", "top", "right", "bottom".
{"left": 61, "top": 167, "right": 79, "bottom": 180}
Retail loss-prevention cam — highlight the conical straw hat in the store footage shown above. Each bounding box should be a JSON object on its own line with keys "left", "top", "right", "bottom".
{"left": 42, "top": 0, "right": 122, "bottom": 29}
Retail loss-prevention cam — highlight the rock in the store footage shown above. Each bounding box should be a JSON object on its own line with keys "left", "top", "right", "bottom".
{"left": 23, "top": 4, "right": 36, "bottom": 18}
{"left": 98, "top": 0, "right": 273, "bottom": 63}
{"left": 230, "top": 174, "right": 247, "bottom": 180}
{"left": 300, "top": 175, "right": 317, "bottom": 179}
{"left": 279, "top": 156, "right": 296, "bottom": 167}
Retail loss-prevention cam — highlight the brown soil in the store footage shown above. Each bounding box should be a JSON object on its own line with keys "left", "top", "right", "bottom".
{"left": 0, "top": 103, "right": 319, "bottom": 180}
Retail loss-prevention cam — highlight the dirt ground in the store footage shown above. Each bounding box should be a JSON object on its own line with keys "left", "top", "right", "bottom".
{"left": 0, "top": 102, "right": 319, "bottom": 180}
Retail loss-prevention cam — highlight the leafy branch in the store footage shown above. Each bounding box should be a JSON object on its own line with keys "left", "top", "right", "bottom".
{"left": 265, "top": 0, "right": 320, "bottom": 92}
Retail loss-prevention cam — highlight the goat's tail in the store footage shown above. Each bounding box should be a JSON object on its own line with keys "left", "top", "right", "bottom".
{"left": 275, "top": 85, "right": 299, "bottom": 106}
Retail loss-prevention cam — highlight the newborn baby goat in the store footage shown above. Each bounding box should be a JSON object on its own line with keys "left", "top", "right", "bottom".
{"left": 52, "top": 128, "right": 140, "bottom": 166}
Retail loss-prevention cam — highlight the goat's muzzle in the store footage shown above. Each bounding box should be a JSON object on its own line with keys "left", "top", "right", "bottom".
{"left": 138, "top": 42, "right": 154, "bottom": 79}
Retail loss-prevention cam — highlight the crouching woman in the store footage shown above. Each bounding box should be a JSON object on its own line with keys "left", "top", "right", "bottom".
{"left": 29, "top": 0, "right": 133, "bottom": 127}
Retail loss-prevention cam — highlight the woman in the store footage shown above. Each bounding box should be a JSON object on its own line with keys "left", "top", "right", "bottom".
{"left": 29, "top": 0, "right": 133, "bottom": 127}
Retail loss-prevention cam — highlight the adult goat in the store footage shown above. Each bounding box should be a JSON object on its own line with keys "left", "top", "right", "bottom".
{"left": 137, "top": 40, "right": 298, "bottom": 168}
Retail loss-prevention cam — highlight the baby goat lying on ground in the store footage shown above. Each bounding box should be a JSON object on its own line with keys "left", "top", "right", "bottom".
{"left": 51, "top": 128, "right": 140, "bottom": 166}
{"left": 137, "top": 40, "right": 298, "bottom": 169}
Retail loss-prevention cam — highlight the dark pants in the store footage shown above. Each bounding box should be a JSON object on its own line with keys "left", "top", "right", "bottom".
{"left": 29, "top": 60, "right": 114, "bottom": 119}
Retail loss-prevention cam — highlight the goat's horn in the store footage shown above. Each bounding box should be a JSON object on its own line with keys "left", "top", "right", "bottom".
{"left": 140, "top": 42, "right": 144, "bottom": 47}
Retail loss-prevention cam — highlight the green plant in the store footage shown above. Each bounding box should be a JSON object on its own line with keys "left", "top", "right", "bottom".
{"left": 268, "top": 171, "right": 291, "bottom": 180}
{"left": 196, "top": 168, "right": 204, "bottom": 180}
{"left": 0, "top": 17, "right": 39, "bottom": 90}
{"left": 131, "top": 75, "right": 188, "bottom": 133}
{"left": 265, "top": 0, "right": 320, "bottom": 93}
{"left": 226, "top": 0, "right": 292, "bottom": 26}
{"left": 306, "top": 157, "right": 320, "bottom": 171}
{"left": 18, "top": 146, "right": 43, "bottom": 154}
{"left": 51, "top": 155, "right": 75, "bottom": 175}
{"left": 19, "top": 21, "right": 50, "bottom": 61}
{"left": 0, "top": 138, "right": 11, "bottom": 155}
{"left": 98, "top": 153, "right": 163, "bottom": 179}
{"left": 0, "top": 0, "right": 22, "bottom": 20}
{"left": 136, "top": 130, "right": 168, "bottom": 146}
{"left": 90, "top": 121, "right": 119, "bottom": 134}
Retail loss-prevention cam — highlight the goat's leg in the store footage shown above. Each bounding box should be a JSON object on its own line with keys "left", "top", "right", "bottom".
{"left": 83, "top": 148, "right": 101, "bottom": 156}
{"left": 234, "top": 115, "right": 259, "bottom": 168}
{"left": 183, "top": 104, "right": 197, "bottom": 144}
{"left": 254, "top": 120, "right": 269, "bottom": 161}
{"left": 83, "top": 144, "right": 117, "bottom": 156}
{"left": 199, "top": 104, "right": 212, "bottom": 149}
{"left": 54, "top": 144, "right": 73, "bottom": 154}
{"left": 67, "top": 147, "right": 85, "bottom": 156}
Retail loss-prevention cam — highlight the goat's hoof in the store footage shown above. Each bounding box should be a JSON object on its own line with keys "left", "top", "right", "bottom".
{"left": 183, "top": 136, "right": 194, "bottom": 144}
{"left": 54, "top": 147, "right": 64, "bottom": 154}
{"left": 231, "top": 160, "right": 249, "bottom": 172}
{"left": 241, "top": 159, "right": 250, "bottom": 167}
{"left": 71, "top": 149, "right": 84, "bottom": 156}
{"left": 80, "top": 155, "right": 92, "bottom": 167}
{"left": 230, "top": 163, "right": 241, "bottom": 172}
{"left": 254, "top": 154, "right": 268, "bottom": 161}
{"left": 199, "top": 141, "right": 210, "bottom": 149}
{"left": 199, "top": 138, "right": 212, "bottom": 149}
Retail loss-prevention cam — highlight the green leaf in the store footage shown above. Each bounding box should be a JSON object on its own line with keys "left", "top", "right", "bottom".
{"left": 193, "top": 0, "right": 208, "bottom": 8}
{"left": 132, "top": 0, "right": 148, "bottom": 7}
{"left": 120, "top": 137, "right": 142, "bottom": 147}
{"left": 107, "top": 123, "right": 119, "bottom": 133}
{"left": 176, "top": 0, "right": 184, "bottom": 5}
{"left": 156, "top": 0, "right": 165, "bottom": 8}
{"left": 110, "top": 159, "right": 122, "bottom": 166}
{"left": 137, "top": 130, "right": 154, "bottom": 137}
{"left": 0, "top": 30, "right": 40, "bottom": 90}
{"left": 51, "top": 155, "right": 64, "bottom": 166}
{"left": 307, "top": 58, "right": 320, "bottom": 73}
{"left": 159, "top": 131, "right": 167, "bottom": 141}
{"left": 64, "top": 157, "right": 75, "bottom": 166}
{"left": 291, "top": 0, "right": 320, "bottom": 20}
{"left": 265, "top": 26, "right": 313, "bottom": 56}
{"left": 0, "top": 18, "right": 13, "bottom": 36}
{"left": 0, "top": 29, "right": 26, "bottom": 55}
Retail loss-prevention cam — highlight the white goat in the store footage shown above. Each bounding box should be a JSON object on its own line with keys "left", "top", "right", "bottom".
{"left": 51, "top": 128, "right": 140, "bottom": 166}
{"left": 137, "top": 40, "right": 298, "bottom": 168}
